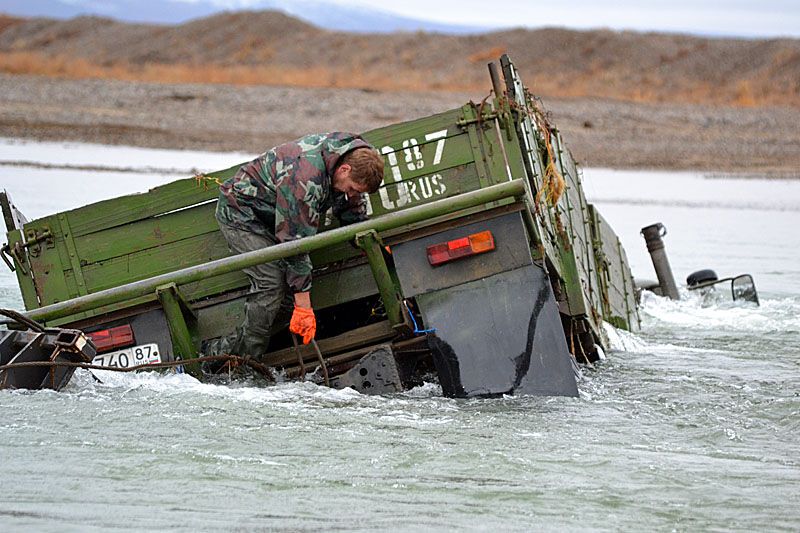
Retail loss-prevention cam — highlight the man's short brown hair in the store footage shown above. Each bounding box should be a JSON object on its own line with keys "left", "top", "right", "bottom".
{"left": 340, "top": 147, "right": 384, "bottom": 193}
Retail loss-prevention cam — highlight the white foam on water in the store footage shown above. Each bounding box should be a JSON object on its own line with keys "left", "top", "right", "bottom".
{"left": 603, "top": 322, "right": 647, "bottom": 352}
{"left": 639, "top": 290, "right": 800, "bottom": 333}
{"left": 67, "top": 368, "right": 361, "bottom": 403}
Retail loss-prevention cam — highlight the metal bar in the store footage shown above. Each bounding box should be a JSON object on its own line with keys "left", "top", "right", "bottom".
{"left": 355, "top": 230, "right": 403, "bottom": 327}
{"left": 5, "top": 229, "right": 38, "bottom": 307}
{"left": 156, "top": 283, "right": 201, "bottom": 377}
{"left": 311, "top": 339, "right": 329, "bottom": 386}
{"left": 25, "top": 180, "right": 526, "bottom": 323}
{"left": 291, "top": 333, "right": 306, "bottom": 381}
{"left": 640, "top": 223, "right": 679, "bottom": 300}
{"left": 488, "top": 61, "right": 504, "bottom": 98}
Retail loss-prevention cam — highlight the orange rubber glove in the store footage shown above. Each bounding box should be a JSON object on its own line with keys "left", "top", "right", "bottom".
{"left": 289, "top": 305, "right": 316, "bottom": 345}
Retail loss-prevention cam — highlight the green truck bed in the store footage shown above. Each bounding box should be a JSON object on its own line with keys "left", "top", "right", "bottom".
{"left": 2, "top": 55, "right": 638, "bottom": 397}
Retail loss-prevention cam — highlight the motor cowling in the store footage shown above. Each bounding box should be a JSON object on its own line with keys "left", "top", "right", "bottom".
{"left": 687, "top": 269, "right": 718, "bottom": 287}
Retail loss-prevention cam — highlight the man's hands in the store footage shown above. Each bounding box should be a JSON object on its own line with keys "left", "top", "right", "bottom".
{"left": 290, "top": 292, "right": 316, "bottom": 344}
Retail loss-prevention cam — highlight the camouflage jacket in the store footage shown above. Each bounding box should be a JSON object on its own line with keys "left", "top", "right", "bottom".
{"left": 216, "top": 132, "right": 374, "bottom": 293}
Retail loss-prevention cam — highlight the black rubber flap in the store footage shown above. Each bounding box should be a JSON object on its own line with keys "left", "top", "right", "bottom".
{"left": 418, "top": 264, "right": 578, "bottom": 398}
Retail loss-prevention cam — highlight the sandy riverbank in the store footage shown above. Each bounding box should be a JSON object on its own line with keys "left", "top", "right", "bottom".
{"left": 1, "top": 74, "right": 798, "bottom": 177}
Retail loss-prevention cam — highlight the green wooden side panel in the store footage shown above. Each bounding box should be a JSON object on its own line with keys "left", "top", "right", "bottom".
{"left": 589, "top": 205, "right": 639, "bottom": 331}
{"left": 25, "top": 216, "right": 81, "bottom": 305}
{"left": 553, "top": 132, "right": 604, "bottom": 329}
{"left": 74, "top": 202, "right": 219, "bottom": 264}
{"left": 60, "top": 171, "right": 234, "bottom": 238}
{"left": 18, "top": 172, "right": 236, "bottom": 307}
{"left": 504, "top": 96, "right": 562, "bottom": 273}
{"left": 364, "top": 108, "right": 463, "bottom": 146}
{"left": 368, "top": 160, "right": 481, "bottom": 217}
{"left": 80, "top": 231, "right": 228, "bottom": 292}
{"left": 364, "top": 109, "right": 482, "bottom": 217}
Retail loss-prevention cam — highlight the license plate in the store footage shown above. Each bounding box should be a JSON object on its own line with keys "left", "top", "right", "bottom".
{"left": 92, "top": 343, "right": 161, "bottom": 369}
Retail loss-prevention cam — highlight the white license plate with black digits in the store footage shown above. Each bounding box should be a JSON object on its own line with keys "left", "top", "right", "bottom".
{"left": 92, "top": 343, "right": 161, "bottom": 369}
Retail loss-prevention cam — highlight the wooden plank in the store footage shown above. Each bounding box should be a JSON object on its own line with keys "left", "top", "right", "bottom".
{"left": 363, "top": 108, "right": 463, "bottom": 146}
{"left": 196, "top": 298, "right": 245, "bottom": 341}
{"left": 63, "top": 170, "right": 235, "bottom": 238}
{"left": 74, "top": 201, "right": 219, "bottom": 264}
{"left": 311, "top": 263, "right": 378, "bottom": 310}
{"left": 373, "top": 128, "right": 473, "bottom": 182}
{"left": 80, "top": 231, "right": 230, "bottom": 293}
{"left": 262, "top": 320, "right": 395, "bottom": 368}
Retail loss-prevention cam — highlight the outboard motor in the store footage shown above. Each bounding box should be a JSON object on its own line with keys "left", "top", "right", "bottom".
{"left": 687, "top": 269, "right": 718, "bottom": 288}
{"left": 686, "top": 269, "right": 759, "bottom": 305}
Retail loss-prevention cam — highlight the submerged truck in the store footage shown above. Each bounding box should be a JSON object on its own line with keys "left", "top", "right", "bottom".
{"left": 1, "top": 56, "right": 639, "bottom": 397}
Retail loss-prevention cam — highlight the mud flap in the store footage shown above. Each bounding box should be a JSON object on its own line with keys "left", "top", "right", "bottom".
{"left": 418, "top": 264, "right": 578, "bottom": 397}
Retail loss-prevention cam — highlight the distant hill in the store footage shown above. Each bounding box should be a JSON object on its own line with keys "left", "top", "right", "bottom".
{"left": 0, "top": 0, "right": 487, "bottom": 33}
{"left": 0, "top": 11, "right": 798, "bottom": 107}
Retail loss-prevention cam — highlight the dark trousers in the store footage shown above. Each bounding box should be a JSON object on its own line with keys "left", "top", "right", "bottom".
{"left": 214, "top": 223, "right": 294, "bottom": 358}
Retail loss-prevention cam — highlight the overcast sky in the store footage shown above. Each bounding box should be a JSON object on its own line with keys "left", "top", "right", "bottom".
{"left": 331, "top": 0, "right": 799, "bottom": 37}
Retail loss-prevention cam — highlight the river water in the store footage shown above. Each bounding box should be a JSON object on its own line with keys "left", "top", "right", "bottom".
{"left": 1, "top": 138, "right": 798, "bottom": 531}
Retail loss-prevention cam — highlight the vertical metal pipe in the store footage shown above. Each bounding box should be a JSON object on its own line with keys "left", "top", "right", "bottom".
{"left": 488, "top": 61, "right": 504, "bottom": 98}
{"left": 640, "top": 223, "right": 680, "bottom": 300}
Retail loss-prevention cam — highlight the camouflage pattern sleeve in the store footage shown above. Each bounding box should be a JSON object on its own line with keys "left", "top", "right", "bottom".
{"left": 273, "top": 152, "right": 326, "bottom": 293}
{"left": 332, "top": 191, "right": 368, "bottom": 226}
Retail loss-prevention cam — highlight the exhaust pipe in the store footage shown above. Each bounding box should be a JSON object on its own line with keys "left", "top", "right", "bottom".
{"left": 641, "top": 223, "right": 679, "bottom": 300}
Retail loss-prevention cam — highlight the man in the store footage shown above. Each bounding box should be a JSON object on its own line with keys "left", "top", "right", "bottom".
{"left": 214, "top": 132, "right": 384, "bottom": 359}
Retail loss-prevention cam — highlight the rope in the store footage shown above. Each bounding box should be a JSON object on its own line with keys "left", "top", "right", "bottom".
{"left": 0, "top": 308, "right": 45, "bottom": 332}
{"left": 194, "top": 173, "right": 223, "bottom": 190}
{"left": 539, "top": 123, "right": 566, "bottom": 206}
{"left": 502, "top": 90, "right": 565, "bottom": 207}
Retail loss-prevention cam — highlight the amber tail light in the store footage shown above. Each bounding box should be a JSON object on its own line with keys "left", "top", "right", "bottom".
{"left": 426, "top": 230, "right": 495, "bottom": 266}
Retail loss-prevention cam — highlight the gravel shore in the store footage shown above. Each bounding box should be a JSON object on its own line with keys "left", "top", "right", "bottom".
{"left": 1, "top": 74, "right": 798, "bottom": 176}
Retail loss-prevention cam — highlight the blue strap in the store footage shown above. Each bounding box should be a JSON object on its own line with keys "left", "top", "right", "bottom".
{"left": 404, "top": 301, "right": 436, "bottom": 335}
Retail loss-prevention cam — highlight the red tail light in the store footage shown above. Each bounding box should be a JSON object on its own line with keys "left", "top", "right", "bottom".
{"left": 87, "top": 325, "right": 135, "bottom": 353}
{"left": 426, "top": 230, "right": 495, "bottom": 266}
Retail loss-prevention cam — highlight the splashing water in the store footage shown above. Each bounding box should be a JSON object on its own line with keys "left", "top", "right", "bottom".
{"left": 1, "top": 293, "right": 797, "bottom": 531}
